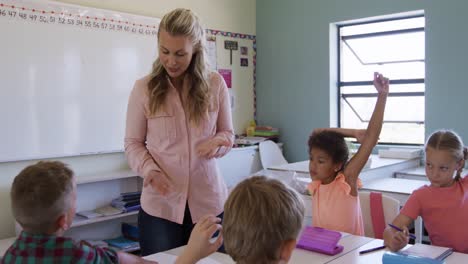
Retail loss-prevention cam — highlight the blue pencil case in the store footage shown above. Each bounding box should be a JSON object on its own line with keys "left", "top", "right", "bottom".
{"left": 382, "top": 252, "right": 445, "bottom": 264}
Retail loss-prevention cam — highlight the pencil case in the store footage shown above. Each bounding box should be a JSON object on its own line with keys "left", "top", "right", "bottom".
{"left": 382, "top": 252, "right": 445, "bottom": 264}
{"left": 296, "top": 226, "right": 344, "bottom": 255}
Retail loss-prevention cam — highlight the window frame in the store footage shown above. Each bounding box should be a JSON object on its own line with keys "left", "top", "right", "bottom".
{"left": 337, "top": 15, "right": 425, "bottom": 146}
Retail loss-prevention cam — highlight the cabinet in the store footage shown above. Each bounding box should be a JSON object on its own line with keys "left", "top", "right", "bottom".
{"left": 217, "top": 145, "right": 263, "bottom": 188}
{"left": 66, "top": 171, "right": 142, "bottom": 241}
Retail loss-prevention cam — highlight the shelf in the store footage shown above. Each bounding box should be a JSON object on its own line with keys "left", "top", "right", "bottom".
{"left": 76, "top": 169, "right": 139, "bottom": 185}
{"left": 72, "top": 211, "right": 138, "bottom": 228}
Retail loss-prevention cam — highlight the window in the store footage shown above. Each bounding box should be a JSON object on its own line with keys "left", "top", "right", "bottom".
{"left": 338, "top": 16, "right": 425, "bottom": 145}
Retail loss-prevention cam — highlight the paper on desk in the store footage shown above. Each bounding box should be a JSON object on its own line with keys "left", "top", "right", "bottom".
{"left": 144, "top": 252, "right": 222, "bottom": 264}
{"left": 401, "top": 243, "right": 453, "bottom": 260}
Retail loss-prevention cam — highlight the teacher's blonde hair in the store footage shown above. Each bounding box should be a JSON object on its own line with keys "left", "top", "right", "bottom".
{"left": 147, "top": 8, "right": 210, "bottom": 124}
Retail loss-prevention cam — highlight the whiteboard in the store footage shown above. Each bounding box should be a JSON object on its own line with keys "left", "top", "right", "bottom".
{"left": 0, "top": 0, "right": 159, "bottom": 162}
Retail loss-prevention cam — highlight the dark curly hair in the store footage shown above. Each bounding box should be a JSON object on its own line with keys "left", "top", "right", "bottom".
{"left": 308, "top": 131, "right": 349, "bottom": 172}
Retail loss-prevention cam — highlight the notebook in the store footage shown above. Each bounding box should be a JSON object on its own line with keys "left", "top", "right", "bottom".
{"left": 382, "top": 252, "right": 445, "bottom": 264}
{"left": 401, "top": 243, "right": 453, "bottom": 261}
{"left": 296, "top": 226, "right": 344, "bottom": 255}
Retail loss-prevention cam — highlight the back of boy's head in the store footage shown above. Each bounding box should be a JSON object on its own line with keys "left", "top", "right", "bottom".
{"left": 223, "top": 176, "right": 305, "bottom": 264}
{"left": 11, "top": 161, "right": 74, "bottom": 234}
{"left": 426, "top": 130, "right": 468, "bottom": 180}
{"left": 308, "top": 131, "right": 349, "bottom": 168}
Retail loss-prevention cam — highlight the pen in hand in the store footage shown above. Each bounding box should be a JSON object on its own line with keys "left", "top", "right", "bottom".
{"left": 388, "top": 224, "right": 416, "bottom": 240}
{"left": 359, "top": 245, "right": 386, "bottom": 255}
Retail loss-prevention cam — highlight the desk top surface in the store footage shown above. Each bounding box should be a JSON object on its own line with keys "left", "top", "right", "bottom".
{"left": 361, "top": 177, "right": 430, "bottom": 194}
{"left": 397, "top": 166, "right": 468, "bottom": 177}
{"left": 146, "top": 235, "right": 468, "bottom": 264}
{"left": 268, "top": 154, "right": 418, "bottom": 173}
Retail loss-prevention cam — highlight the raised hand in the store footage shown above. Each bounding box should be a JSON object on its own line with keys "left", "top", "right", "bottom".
{"left": 373, "top": 72, "right": 389, "bottom": 95}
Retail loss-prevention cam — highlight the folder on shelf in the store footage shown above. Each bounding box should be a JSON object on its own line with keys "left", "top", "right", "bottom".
{"left": 104, "top": 236, "right": 139, "bottom": 251}
{"left": 111, "top": 199, "right": 140, "bottom": 208}
{"left": 296, "top": 226, "right": 344, "bottom": 255}
{"left": 94, "top": 205, "right": 123, "bottom": 216}
{"left": 76, "top": 210, "right": 103, "bottom": 219}
{"left": 122, "top": 222, "right": 139, "bottom": 241}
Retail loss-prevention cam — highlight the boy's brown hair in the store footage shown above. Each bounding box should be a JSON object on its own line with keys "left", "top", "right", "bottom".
{"left": 11, "top": 161, "right": 75, "bottom": 234}
{"left": 223, "top": 176, "right": 305, "bottom": 264}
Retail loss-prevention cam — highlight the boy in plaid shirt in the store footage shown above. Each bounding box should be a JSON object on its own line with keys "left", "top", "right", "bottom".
{"left": 1, "top": 161, "right": 157, "bottom": 264}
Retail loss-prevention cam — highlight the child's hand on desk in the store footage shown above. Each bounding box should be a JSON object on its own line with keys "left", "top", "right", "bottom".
{"left": 385, "top": 226, "right": 410, "bottom": 252}
{"left": 176, "top": 215, "right": 223, "bottom": 264}
{"left": 144, "top": 170, "right": 172, "bottom": 196}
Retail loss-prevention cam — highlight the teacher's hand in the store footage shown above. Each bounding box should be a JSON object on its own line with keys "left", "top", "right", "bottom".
{"left": 214, "top": 145, "right": 232, "bottom": 158}
{"left": 143, "top": 170, "right": 172, "bottom": 196}
{"left": 197, "top": 137, "right": 231, "bottom": 159}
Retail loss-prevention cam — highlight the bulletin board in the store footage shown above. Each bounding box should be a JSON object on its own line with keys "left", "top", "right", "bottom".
{"left": 206, "top": 29, "right": 257, "bottom": 135}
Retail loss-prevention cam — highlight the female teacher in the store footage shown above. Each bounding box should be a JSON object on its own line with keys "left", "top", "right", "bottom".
{"left": 124, "top": 8, "right": 234, "bottom": 255}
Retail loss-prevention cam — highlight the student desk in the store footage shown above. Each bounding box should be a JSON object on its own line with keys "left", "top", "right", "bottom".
{"left": 327, "top": 238, "right": 468, "bottom": 264}
{"left": 361, "top": 177, "right": 430, "bottom": 244}
{"left": 145, "top": 234, "right": 468, "bottom": 263}
{"left": 147, "top": 232, "right": 373, "bottom": 264}
{"left": 267, "top": 154, "right": 420, "bottom": 182}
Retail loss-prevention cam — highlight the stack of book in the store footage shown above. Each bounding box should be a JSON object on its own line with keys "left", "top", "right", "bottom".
{"left": 111, "top": 191, "right": 141, "bottom": 213}
{"left": 76, "top": 205, "right": 123, "bottom": 219}
{"left": 253, "top": 126, "right": 279, "bottom": 141}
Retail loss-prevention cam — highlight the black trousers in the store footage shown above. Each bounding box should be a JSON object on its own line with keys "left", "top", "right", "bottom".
{"left": 138, "top": 204, "right": 224, "bottom": 256}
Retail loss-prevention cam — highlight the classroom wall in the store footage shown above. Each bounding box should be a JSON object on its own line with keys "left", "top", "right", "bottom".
{"left": 0, "top": 0, "right": 255, "bottom": 239}
{"left": 256, "top": 0, "right": 468, "bottom": 162}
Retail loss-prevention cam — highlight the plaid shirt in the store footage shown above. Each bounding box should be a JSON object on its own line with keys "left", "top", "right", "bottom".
{"left": 1, "top": 231, "right": 118, "bottom": 264}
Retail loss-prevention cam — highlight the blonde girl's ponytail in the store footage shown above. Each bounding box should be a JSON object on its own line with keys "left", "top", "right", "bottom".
{"left": 455, "top": 147, "right": 467, "bottom": 181}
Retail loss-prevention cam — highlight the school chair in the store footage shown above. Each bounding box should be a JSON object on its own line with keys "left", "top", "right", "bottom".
{"left": 359, "top": 191, "right": 400, "bottom": 239}
{"left": 258, "top": 140, "right": 288, "bottom": 170}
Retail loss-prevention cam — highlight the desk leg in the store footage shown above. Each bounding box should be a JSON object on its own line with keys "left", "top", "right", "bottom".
{"left": 414, "top": 216, "right": 423, "bottom": 244}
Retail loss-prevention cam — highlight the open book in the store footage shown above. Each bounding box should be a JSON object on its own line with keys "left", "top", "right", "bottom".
{"left": 401, "top": 243, "right": 453, "bottom": 261}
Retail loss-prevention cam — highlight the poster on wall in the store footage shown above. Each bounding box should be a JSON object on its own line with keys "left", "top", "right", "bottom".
{"left": 240, "top": 46, "right": 248, "bottom": 55}
{"left": 240, "top": 58, "right": 248, "bottom": 67}
{"left": 206, "top": 36, "right": 217, "bottom": 70}
{"left": 218, "top": 69, "right": 232, "bottom": 88}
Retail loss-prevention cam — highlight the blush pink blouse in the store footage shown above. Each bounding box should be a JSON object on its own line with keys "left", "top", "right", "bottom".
{"left": 124, "top": 72, "right": 234, "bottom": 224}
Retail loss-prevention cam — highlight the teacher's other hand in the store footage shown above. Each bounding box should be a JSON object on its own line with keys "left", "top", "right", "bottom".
{"left": 197, "top": 137, "right": 231, "bottom": 159}
{"left": 144, "top": 170, "right": 172, "bottom": 196}
{"left": 213, "top": 145, "right": 232, "bottom": 158}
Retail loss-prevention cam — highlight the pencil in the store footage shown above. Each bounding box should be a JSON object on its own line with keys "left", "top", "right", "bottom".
{"left": 359, "top": 245, "right": 386, "bottom": 254}
{"left": 388, "top": 224, "right": 417, "bottom": 239}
